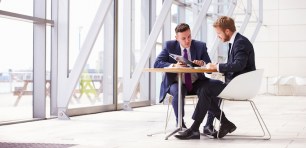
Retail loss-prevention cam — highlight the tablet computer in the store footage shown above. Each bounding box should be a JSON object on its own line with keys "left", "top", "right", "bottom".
{"left": 169, "top": 53, "right": 199, "bottom": 67}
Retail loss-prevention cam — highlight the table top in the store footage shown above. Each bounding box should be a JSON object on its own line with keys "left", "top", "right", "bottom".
{"left": 144, "top": 67, "right": 217, "bottom": 73}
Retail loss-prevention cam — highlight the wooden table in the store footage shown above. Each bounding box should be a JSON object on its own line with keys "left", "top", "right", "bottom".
{"left": 13, "top": 80, "right": 51, "bottom": 106}
{"left": 144, "top": 67, "right": 217, "bottom": 140}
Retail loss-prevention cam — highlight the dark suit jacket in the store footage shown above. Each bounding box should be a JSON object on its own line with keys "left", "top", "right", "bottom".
{"left": 219, "top": 33, "right": 256, "bottom": 83}
{"left": 154, "top": 40, "right": 211, "bottom": 103}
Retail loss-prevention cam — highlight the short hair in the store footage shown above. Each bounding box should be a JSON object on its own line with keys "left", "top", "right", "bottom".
{"left": 213, "top": 16, "right": 236, "bottom": 32}
{"left": 175, "top": 23, "right": 190, "bottom": 33}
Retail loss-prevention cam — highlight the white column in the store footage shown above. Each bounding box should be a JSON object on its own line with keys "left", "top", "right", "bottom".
{"left": 50, "top": 0, "right": 59, "bottom": 116}
{"left": 103, "top": 1, "right": 115, "bottom": 105}
{"left": 122, "top": 0, "right": 133, "bottom": 110}
{"left": 140, "top": 0, "right": 150, "bottom": 102}
{"left": 33, "top": 0, "right": 47, "bottom": 118}
{"left": 149, "top": 0, "right": 157, "bottom": 105}
{"left": 57, "top": 0, "right": 70, "bottom": 119}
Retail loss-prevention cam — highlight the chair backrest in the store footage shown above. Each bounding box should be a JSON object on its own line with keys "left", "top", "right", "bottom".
{"left": 279, "top": 76, "right": 295, "bottom": 85}
{"left": 218, "top": 69, "right": 264, "bottom": 100}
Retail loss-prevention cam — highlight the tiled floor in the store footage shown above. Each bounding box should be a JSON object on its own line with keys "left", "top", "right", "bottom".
{"left": 0, "top": 95, "right": 305, "bottom": 148}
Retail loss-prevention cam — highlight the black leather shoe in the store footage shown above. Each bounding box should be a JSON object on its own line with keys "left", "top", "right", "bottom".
{"left": 203, "top": 125, "right": 217, "bottom": 136}
{"left": 212, "top": 121, "right": 236, "bottom": 138}
{"left": 175, "top": 129, "right": 200, "bottom": 140}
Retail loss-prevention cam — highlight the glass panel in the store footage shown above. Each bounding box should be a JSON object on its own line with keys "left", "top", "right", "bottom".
{"left": 117, "top": 0, "right": 150, "bottom": 104}
{"left": 185, "top": 7, "right": 193, "bottom": 26}
{"left": 0, "top": 0, "right": 33, "bottom": 16}
{"left": 68, "top": 0, "right": 114, "bottom": 108}
{"left": 46, "top": 0, "right": 51, "bottom": 20}
{"left": 0, "top": 18, "right": 33, "bottom": 122}
{"left": 171, "top": 4, "right": 178, "bottom": 40}
{"left": 131, "top": 1, "right": 147, "bottom": 102}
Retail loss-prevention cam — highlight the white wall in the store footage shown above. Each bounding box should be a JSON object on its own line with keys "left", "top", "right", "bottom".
{"left": 250, "top": 0, "right": 306, "bottom": 95}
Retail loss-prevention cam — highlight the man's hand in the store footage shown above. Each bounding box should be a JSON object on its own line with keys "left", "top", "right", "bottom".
{"left": 173, "top": 61, "right": 188, "bottom": 67}
{"left": 192, "top": 60, "right": 205, "bottom": 66}
{"left": 206, "top": 63, "right": 217, "bottom": 70}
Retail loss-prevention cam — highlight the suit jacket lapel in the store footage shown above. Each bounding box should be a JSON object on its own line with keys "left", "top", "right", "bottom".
{"left": 175, "top": 42, "right": 181, "bottom": 55}
{"left": 229, "top": 33, "right": 240, "bottom": 59}
{"left": 190, "top": 41, "right": 196, "bottom": 60}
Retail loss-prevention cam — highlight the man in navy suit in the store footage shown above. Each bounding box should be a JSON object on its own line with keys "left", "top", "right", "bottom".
{"left": 175, "top": 16, "right": 256, "bottom": 140}
{"left": 154, "top": 23, "right": 214, "bottom": 130}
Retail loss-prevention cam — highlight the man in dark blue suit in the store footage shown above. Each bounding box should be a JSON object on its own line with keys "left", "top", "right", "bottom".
{"left": 154, "top": 23, "right": 215, "bottom": 131}
{"left": 175, "top": 16, "right": 256, "bottom": 140}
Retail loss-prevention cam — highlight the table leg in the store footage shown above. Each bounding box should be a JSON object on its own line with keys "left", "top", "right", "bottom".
{"left": 165, "top": 73, "right": 182, "bottom": 140}
{"left": 14, "top": 81, "right": 29, "bottom": 106}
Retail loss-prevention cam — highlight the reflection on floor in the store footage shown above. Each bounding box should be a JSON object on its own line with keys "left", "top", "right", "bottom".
{"left": 0, "top": 95, "right": 306, "bottom": 148}
{"left": 0, "top": 142, "right": 76, "bottom": 148}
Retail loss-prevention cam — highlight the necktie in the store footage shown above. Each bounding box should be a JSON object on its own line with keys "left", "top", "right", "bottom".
{"left": 228, "top": 43, "right": 232, "bottom": 59}
{"left": 183, "top": 49, "right": 192, "bottom": 92}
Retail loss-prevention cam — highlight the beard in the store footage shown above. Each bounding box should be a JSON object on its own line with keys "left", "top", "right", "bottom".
{"left": 223, "top": 34, "right": 231, "bottom": 42}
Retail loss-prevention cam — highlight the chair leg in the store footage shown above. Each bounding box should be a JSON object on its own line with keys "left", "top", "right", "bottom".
{"left": 213, "top": 98, "right": 223, "bottom": 133}
{"left": 249, "top": 100, "right": 271, "bottom": 140}
{"left": 215, "top": 99, "right": 271, "bottom": 140}
{"left": 147, "top": 95, "right": 173, "bottom": 137}
{"left": 217, "top": 99, "right": 225, "bottom": 139}
{"left": 165, "top": 95, "right": 173, "bottom": 133}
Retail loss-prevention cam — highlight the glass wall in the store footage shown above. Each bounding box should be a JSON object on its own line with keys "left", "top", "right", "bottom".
{"left": 117, "top": 0, "right": 150, "bottom": 106}
{"left": 0, "top": 0, "right": 222, "bottom": 123}
{"left": 0, "top": 0, "right": 33, "bottom": 16}
{"left": 0, "top": 18, "right": 33, "bottom": 122}
{"left": 154, "top": 1, "right": 197, "bottom": 104}
{"left": 0, "top": 0, "right": 53, "bottom": 122}
{"left": 68, "top": 0, "right": 114, "bottom": 109}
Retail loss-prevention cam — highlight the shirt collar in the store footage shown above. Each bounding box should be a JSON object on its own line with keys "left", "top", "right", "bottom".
{"left": 180, "top": 45, "right": 190, "bottom": 52}
{"left": 229, "top": 31, "right": 238, "bottom": 45}
{"left": 180, "top": 44, "right": 190, "bottom": 50}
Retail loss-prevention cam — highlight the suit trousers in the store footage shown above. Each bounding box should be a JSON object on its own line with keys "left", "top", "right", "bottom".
{"left": 169, "top": 79, "right": 210, "bottom": 124}
{"left": 191, "top": 79, "right": 229, "bottom": 124}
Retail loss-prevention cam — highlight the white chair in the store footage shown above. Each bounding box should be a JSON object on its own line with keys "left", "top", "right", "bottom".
{"left": 278, "top": 76, "right": 295, "bottom": 95}
{"left": 216, "top": 69, "right": 271, "bottom": 139}
{"left": 294, "top": 76, "right": 306, "bottom": 95}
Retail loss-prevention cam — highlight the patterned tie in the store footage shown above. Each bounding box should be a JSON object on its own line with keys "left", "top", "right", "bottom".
{"left": 183, "top": 49, "right": 192, "bottom": 92}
